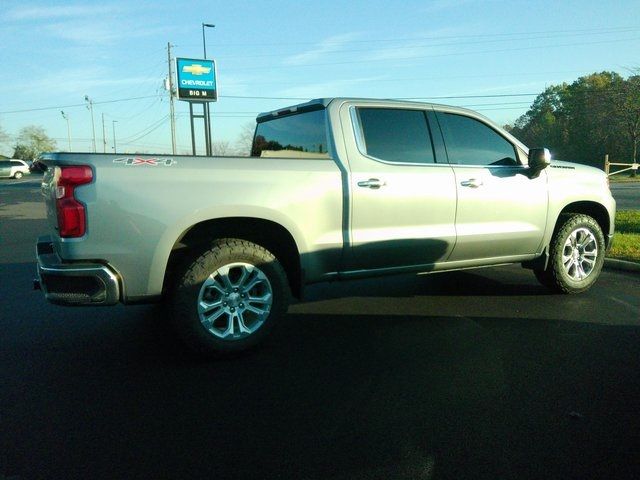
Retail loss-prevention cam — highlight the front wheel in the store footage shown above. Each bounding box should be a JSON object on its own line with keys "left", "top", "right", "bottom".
{"left": 534, "top": 214, "right": 605, "bottom": 294}
{"left": 14, "top": 171, "right": 23, "bottom": 179}
{"left": 169, "top": 239, "right": 290, "bottom": 356}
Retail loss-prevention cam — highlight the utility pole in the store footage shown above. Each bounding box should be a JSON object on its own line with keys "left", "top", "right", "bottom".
{"left": 112, "top": 120, "right": 118, "bottom": 153}
{"left": 84, "top": 95, "right": 96, "bottom": 153}
{"left": 167, "top": 42, "right": 177, "bottom": 155}
{"left": 101, "top": 113, "right": 107, "bottom": 153}
{"left": 61, "top": 111, "right": 71, "bottom": 151}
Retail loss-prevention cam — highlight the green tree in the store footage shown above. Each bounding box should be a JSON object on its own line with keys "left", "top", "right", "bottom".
{"left": 510, "top": 84, "right": 568, "bottom": 157}
{"left": 613, "top": 74, "right": 640, "bottom": 165}
{"left": 561, "top": 72, "right": 624, "bottom": 164}
{"left": 13, "top": 125, "right": 57, "bottom": 161}
{"left": 510, "top": 71, "right": 638, "bottom": 168}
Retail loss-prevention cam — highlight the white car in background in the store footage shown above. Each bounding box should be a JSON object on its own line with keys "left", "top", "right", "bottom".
{"left": 0, "top": 159, "right": 30, "bottom": 179}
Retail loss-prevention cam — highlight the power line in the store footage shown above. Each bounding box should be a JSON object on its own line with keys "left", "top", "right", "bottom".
{"left": 219, "top": 95, "right": 310, "bottom": 101}
{"left": 120, "top": 114, "right": 170, "bottom": 143}
{"left": 397, "top": 93, "right": 538, "bottom": 100}
{"left": 0, "top": 94, "right": 162, "bottom": 115}
{"left": 0, "top": 93, "right": 529, "bottom": 115}
{"left": 108, "top": 97, "right": 163, "bottom": 121}
{"left": 1, "top": 88, "right": 634, "bottom": 117}
{"left": 230, "top": 36, "right": 640, "bottom": 70}
{"left": 209, "top": 29, "right": 640, "bottom": 61}
{"left": 178, "top": 26, "right": 640, "bottom": 48}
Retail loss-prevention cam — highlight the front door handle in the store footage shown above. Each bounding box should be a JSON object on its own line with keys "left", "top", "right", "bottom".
{"left": 460, "top": 178, "right": 483, "bottom": 188}
{"left": 357, "top": 178, "right": 386, "bottom": 189}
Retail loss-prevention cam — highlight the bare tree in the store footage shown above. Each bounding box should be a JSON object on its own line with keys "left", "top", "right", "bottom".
{"left": 212, "top": 140, "right": 232, "bottom": 156}
{"left": 0, "top": 123, "right": 10, "bottom": 158}
{"left": 13, "top": 125, "right": 57, "bottom": 160}
{"left": 0, "top": 123, "right": 9, "bottom": 145}
{"left": 234, "top": 122, "right": 255, "bottom": 156}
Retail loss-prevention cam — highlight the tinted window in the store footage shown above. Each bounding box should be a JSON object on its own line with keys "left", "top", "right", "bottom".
{"left": 357, "top": 108, "right": 435, "bottom": 164}
{"left": 251, "top": 109, "right": 329, "bottom": 159}
{"left": 439, "top": 113, "right": 518, "bottom": 166}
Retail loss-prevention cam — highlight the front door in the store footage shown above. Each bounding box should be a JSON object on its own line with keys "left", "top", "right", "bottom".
{"left": 435, "top": 110, "right": 548, "bottom": 261}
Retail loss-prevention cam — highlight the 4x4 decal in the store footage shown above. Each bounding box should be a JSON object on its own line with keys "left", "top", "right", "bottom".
{"left": 113, "top": 157, "right": 177, "bottom": 166}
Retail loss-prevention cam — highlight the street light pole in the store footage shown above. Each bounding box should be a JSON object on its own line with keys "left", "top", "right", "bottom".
{"left": 112, "top": 120, "right": 118, "bottom": 154}
{"left": 202, "top": 23, "right": 215, "bottom": 59}
{"left": 84, "top": 95, "right": 96, "bottom": 153}
{"left": 101, "top": 113, "right": 107, "bottom": 153}
{"left": 202, "top": 22, "right": 215, "bottom": 156}
{"left": 61, "top": 111, "right": 71, "bottom": 151}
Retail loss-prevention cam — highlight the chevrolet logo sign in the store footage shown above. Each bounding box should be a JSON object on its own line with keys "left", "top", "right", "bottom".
{"left": 182, "top": 64, "right": 211, "bottom": 75}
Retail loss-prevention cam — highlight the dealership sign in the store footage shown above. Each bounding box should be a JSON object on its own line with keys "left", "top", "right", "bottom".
{"left": 175, "top": 58, "right": 217, "bottom": 102}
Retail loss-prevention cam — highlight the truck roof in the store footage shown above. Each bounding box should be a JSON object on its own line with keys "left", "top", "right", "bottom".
{"left": 256, "top": 97, "right": 480, "bottom": 123}
{"left": 256, "top": 98, "right": 332, "bottom": 123}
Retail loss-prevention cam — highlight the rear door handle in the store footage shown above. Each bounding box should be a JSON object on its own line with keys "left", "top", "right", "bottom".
{"left": 357, "top": 178, "right": 386, "bottom": 189}
{"left": 460, "top": 178, "right": 483, "bottom": 188}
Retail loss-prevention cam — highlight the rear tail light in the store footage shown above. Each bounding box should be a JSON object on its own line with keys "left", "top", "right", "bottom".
{"left": 55, "top": 166, "right": 93, "bottom": 238}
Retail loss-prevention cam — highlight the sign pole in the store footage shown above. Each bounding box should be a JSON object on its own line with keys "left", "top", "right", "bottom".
{"left": 189, "top": 102, "right": 196, "bottom": 156}
{"left": 205, "top": 103, "right": 212, "bottom": 155}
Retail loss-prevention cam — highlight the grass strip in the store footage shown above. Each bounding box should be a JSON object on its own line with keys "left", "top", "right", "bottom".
{"left": 608, "top": 210, "right": 640, "bottom": 262}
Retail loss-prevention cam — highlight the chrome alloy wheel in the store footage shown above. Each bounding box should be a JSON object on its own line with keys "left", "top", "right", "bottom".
{"left": 561, "top": 227, "right": 598, "bottom": 281}
{"left": 197, "top": 262, "right": 273, "bottom": 340}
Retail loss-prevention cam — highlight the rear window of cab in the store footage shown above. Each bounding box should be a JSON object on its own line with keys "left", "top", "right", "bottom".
{"left": 251, "top": 109, "right": 330, "bottom": 159}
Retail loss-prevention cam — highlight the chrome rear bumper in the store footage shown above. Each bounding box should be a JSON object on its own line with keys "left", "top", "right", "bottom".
{"left": 35, "top": 236, "right": 120, "bottom": 306}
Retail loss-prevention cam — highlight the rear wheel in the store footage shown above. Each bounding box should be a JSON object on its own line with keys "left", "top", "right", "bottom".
{"left": 14, "top": 171, "right": 23, "bottom": 179}
{"left": 169, "top": 238, "right": 290, "bottom": 356}
{"left": 534, "top": 214, "right": 605, "bottom": 294}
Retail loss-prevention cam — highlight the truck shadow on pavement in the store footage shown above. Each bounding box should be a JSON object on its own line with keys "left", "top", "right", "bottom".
{"left": 2, "top": 259, "right": 639, "bottom": 479}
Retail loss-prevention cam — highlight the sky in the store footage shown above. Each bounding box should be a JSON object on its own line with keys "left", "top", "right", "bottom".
{"left": 1, "top": 0, "right": 639, "bottom": 157}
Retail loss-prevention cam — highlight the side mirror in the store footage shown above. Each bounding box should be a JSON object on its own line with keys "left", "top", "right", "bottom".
{"left": 528, "top": 148, "right": 551, "bottom": 175}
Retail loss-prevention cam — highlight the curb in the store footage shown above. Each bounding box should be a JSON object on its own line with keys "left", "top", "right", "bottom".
{"left": 604, "top": 258, "right": 640, "bottom": 273}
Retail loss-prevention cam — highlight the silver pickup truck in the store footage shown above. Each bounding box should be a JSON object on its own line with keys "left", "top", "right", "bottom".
{"left": 36, "top": 98, "right": 616, "bottom": 355}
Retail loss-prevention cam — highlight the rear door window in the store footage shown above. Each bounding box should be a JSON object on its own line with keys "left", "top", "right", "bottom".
{"left": 356, "top": 108, "right": 436, "bottom": 164}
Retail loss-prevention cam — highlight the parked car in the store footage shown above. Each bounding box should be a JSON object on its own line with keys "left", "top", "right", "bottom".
{"left": 0, "top": 159, "right": 30, "bottom": 179}
{"left": 35, "top": 98, "right": 615, "bottom": 356}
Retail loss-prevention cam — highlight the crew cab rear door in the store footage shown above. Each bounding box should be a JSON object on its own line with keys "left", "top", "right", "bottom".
{"left": 339, "top": 102, "right": 457, "bottom": 271}
{"left": 434, "top": 109, "right": 548, "bottom": 261}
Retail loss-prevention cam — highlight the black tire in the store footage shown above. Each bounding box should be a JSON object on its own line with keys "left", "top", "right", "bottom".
{"left": 534, "top": 214, "right": 605, "bottom": 294}
{"left": 14, "top": 171, "right": 23, "bottom": 179}
{"left": 169, "top": 238, "right": 290, "bottom": 356}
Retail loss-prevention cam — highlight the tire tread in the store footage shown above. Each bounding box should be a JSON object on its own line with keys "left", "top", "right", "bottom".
{"left": 535, "top": 214, "right": 605, "bottom": 294}
{"left": 169, "top": 238, "right": 290, "bottom": 357}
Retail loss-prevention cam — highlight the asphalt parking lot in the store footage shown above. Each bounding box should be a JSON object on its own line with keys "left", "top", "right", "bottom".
{"left": 1, "top": 177, "right": 639, "bottom": 479}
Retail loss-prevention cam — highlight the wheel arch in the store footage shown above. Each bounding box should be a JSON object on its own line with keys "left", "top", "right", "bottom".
{"left": 164, "top": 217, "right": 303, "bottom": 299}
{"left": 555, "top": 201, "right": 611, "bottom": 248}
